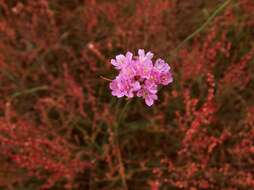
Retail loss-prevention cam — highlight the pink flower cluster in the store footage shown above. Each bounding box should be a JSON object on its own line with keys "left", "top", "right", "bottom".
{"left": 109, "top": 49, "right": 173, "bottom": 106}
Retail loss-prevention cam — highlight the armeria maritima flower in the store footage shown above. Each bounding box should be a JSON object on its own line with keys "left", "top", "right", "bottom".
{"left": 109, "top": 49, "right": 173, "bottom": 106}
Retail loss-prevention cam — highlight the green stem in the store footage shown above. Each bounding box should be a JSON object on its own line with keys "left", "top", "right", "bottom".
{"left": 118, "top": 100, "right": 132, "bottom": 124}
{"left": 11, "top": 86, "right": 48, "bottom": 98}
{"left": 170, "top": 0, "right": 232, "bottom": 58}
{"left": 114, "top": 100, "right": 132, "bottom": 190}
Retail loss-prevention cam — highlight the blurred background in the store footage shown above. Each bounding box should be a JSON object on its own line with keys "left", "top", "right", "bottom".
{"left": 0, "top": 0, "right": 253, "bottom": 189}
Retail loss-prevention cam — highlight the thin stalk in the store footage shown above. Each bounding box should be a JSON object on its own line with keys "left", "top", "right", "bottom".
{"left": 170, "top": 0, "right": 232, "bottom": 58}
{"left": 115, "top": 134, "right": 128, "bottom": 190}
{"left": 11, "top": 85, "right": 48, "bottom": 98}
{"left": 100, "top": 75, "right": 112, "bottom": 82}
{"left": 114, "top": 100, "right": 132, "bottom": 190}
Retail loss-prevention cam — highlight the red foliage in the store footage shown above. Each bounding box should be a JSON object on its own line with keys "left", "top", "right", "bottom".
{"left": 0, "top": 104, "right": 89, "bottom": 189}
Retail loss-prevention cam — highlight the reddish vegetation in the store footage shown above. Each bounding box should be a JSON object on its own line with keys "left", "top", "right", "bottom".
{"left": 0, "top": 0, "right": 253, "bottom": 189}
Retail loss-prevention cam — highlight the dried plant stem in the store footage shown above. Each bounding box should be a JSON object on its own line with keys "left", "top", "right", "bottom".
{"left": 100, "top": 75, "right": 113, "bottom": 81}
{"left": 115, "top": 134, "right": 128, "bottom": 190}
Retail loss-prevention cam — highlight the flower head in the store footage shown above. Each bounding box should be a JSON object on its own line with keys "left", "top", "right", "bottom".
{"left": 111, "top": 51, "right": 133, "bottom": 70}
{"left": 109, "top": 49, "right": 173, "bottom": 106}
